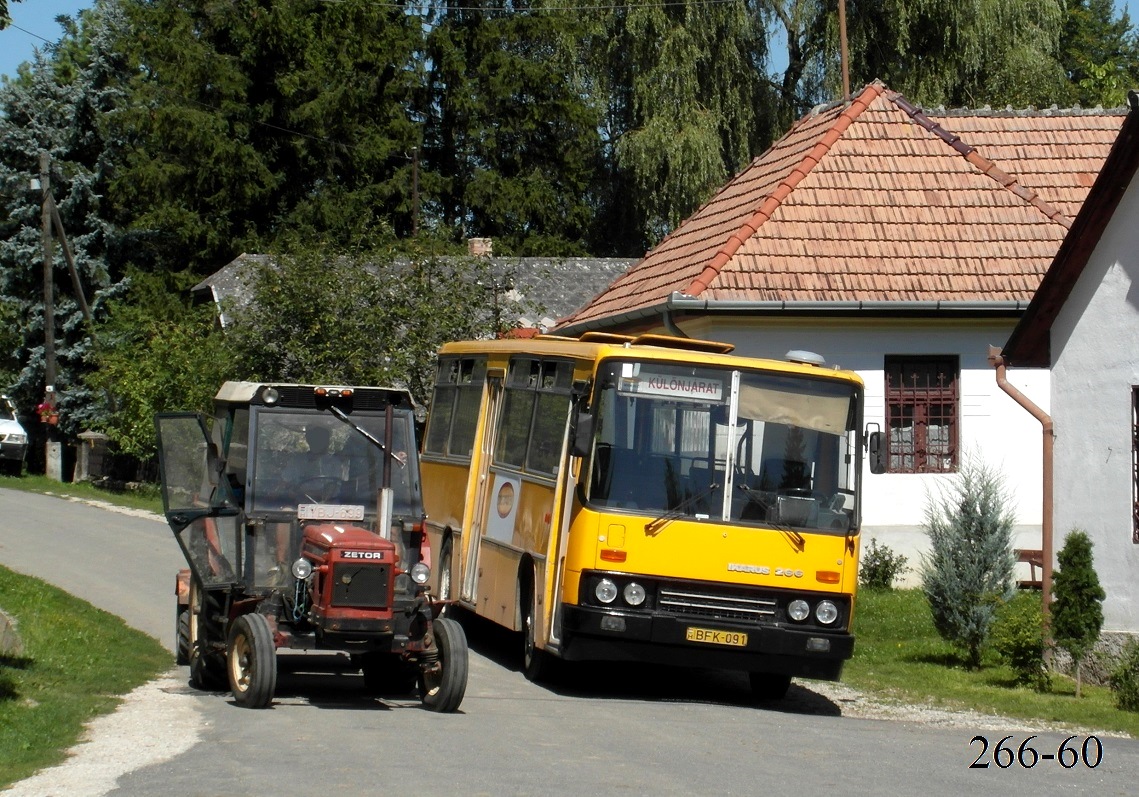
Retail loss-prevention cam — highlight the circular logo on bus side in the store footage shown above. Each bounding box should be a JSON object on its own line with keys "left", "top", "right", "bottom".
{"left": 496, "top": 481, "right": 515, "bottom": 518}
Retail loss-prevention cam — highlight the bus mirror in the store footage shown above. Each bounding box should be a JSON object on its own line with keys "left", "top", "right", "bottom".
{"left": 571, "top": 413, "right": 594, "bottom": 458}
{"left": 867, "top": 430, "right": 886, "bottom": 474}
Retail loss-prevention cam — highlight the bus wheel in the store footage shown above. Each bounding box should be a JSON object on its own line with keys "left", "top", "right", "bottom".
{"left": 438, "top": 538, "right": 454, "bottom": 615}
{"left": 748, "top": 672, "right": 791, "bottom": 702}
{"left": 522, "top": 578, "right": 550, "bottom": 682}
{"left": 420, "top": 617, "right": 468, "bottom": 712}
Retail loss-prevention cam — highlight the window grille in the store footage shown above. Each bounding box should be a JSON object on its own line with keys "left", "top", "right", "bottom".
{"left": 884, "top": 356, "right": 959, "bottom": 473}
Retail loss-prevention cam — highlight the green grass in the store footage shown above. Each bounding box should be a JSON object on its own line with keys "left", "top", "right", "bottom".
{"left": 845, "top": 588, "right": 1139, "bottom": 737}
{"left": 0, "top": 472, "right": 164, "bottom": 514}
{"left": 0, "top": 566, "right": 171, "bottom": 789}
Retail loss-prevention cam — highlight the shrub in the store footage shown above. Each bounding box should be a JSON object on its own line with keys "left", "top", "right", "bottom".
{"left": 1109, "top": 638, "right": 1139, "bottom": 711}
{"left": 920, "top": 456, "right": 1016, "bottom": 669}
{"left": 859, "top": 538, "right": 908, "bottom": 590}
{"left": 991, "top": 591, "right": 1050, "bottom": 691}
{"left": 1051, "top": 529, "right": 1106, "bottom": 698}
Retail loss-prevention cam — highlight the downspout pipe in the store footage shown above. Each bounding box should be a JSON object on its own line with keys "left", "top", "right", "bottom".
{"left": 988, "top": 346, "right": 1054, "bottom": 647}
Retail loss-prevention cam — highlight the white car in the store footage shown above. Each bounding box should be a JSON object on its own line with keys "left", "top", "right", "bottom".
{"left": 0, "top": 395, "right": 28, "bottom": 476}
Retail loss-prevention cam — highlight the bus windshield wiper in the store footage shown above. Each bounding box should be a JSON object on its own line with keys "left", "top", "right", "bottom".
{"left": 645, "top": 484, "right": 718, "bottom": 537}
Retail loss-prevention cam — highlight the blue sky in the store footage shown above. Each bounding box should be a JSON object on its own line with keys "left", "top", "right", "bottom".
{"left": 3, "top": 0, "right": 1139, "bottom": 82}
{"left": 2, "top": 0, "right": 90, "bottom": 79}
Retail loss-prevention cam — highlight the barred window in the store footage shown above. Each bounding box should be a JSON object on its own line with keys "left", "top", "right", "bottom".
{"left": 884, "top": 356, "right": 959, "bottom": 474}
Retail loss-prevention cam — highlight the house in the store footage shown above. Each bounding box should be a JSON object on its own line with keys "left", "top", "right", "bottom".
{"left": 192, "top": 249, "right": 634, "bottom": 333}
{"left": 555, "top": 80, "right": 1126, "bottom": 581}
{"left": 1000, "top": 90, "right": 1139, "bottom": 637}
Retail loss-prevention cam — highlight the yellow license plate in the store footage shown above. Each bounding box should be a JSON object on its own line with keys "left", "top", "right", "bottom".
{"left": 685, "top": 627, "right": 748, "bottom": 647}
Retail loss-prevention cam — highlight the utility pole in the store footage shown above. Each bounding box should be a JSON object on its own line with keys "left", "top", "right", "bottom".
{"left": 411, "top": 146, "right": 419, "bottom": 238}
{"left": 39, "top": 151, "right": 62, "bottom": 481}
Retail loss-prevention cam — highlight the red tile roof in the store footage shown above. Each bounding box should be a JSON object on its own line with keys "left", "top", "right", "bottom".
{"left": 558, "top": 81, "right": 1125, "bottom": 333}
{"left": 1003, "top": 92, "right": 1139, "bottom": 367}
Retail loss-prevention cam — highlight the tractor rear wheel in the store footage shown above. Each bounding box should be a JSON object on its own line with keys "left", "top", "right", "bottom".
{"left": 420, "top": 617, "right": 468, "bottom": 713}
{"left": 187, "top": 580, "right": 226, "bottom": 691}
{"left": 227, "top": 613, "right": 278, "bottom": 709}
{"left": 175, "top": 606, "right": 190, "bottom": 666}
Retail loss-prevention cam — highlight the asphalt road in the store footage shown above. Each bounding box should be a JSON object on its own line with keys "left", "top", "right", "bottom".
{"left": 2, "top": 487, "right": 1138, "bottom": 797}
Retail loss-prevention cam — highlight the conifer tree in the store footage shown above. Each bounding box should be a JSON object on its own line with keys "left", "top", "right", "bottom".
{"left": 1051, "top": 529, "right": 1105, "bottom": 698}
{"left": 920, "top": 456, "right": 1016, "bottom": 669}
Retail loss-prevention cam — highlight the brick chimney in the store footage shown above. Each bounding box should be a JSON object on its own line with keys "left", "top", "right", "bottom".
{"left": 468, "top": 237, "right": 493, "bottom": 257}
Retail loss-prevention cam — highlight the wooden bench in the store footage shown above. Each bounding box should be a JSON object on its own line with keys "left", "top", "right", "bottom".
{"left": 1014, "top": 548, "right": 1044, "bottom": 589}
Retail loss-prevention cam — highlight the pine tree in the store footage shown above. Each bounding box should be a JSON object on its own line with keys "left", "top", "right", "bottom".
{"left": 1051, "top": 529, "right": 1106, "bottom": 698}
{"left": 0, "top": 1, "right": 130, "bottom": 454}
{"left": 920, "top": 456, "right": 1017, "bottom": 669}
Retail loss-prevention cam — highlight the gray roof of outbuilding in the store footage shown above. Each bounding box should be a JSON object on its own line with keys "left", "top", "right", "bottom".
{"left": 192, "top": 253, "right": 634, "bottom": 330}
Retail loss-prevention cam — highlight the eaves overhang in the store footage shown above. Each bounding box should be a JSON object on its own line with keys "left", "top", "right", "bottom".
{"left": 555, "top": 292, "right": 1030, "bottom": 337}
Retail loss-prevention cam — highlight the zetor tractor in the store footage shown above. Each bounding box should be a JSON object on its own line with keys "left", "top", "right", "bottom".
{"left": 155, "top": 382, "right": 467, "bottom": 711}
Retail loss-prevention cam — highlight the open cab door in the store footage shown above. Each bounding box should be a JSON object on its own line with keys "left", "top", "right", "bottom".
{"left": 155, "top": 413, "right": 242, "bottom": 589}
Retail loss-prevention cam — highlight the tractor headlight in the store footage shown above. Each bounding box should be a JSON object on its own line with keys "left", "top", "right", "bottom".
{"left": 595, "top": 578, "right": 618, "bottom": 604}
{"left": 291, "top": 557, "right": 313, "bottom": 580}
{"left": 410, "top": 562, "right": 431, "bottom": 585}
{"left": 623, "top": 582, "right": 646, "bottom": 606}
{"left": 787, "top": 599, "right": 810, "bottom": 622}
{"left": 815, "top": 600, "right": 839, "bottom": 625}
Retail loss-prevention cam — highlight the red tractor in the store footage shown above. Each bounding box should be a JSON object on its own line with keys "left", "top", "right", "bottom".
{"left": 156, "top": 382, "right": 467, "bottom": 710}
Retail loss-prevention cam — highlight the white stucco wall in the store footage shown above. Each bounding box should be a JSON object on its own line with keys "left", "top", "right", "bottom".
{"left": 1049, "top": 184, "right": 1139, "bottom": 634}
{"left": 667, "top": 315, "right": 1049, "bottom": 585}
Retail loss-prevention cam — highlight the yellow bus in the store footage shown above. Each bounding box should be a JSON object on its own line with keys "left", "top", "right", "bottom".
{"left": 420, "top": 331, "right": 865, "bottom": 699}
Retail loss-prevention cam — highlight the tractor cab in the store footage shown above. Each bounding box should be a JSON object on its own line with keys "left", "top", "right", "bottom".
{"left": 156, "top": 382, "right": 467, "bottom": 711}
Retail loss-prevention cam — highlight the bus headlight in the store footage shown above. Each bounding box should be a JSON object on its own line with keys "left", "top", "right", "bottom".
{"left": 291, "top": 558, "right": 313, "bottom": 580}
{"left": 623, "top": 582, "right": 646, "bottom": 606}
{"left": 410, "top": 562, "right": 431, "bottom": 585}
{"left": 815, "top": 600, "right": 839, "bottom": 625}
{"left": 595, "top": 578, "right": 618, "bottom": 604}
{"left": 787, "top": 599, "right": 810, "bottom": 622}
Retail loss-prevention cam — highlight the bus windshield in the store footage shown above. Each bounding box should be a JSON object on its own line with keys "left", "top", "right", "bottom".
{"left": 585, "top": 360, "right": 860, "bottom": 534}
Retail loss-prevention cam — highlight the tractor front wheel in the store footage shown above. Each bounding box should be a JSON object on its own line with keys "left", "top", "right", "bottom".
{"left": 227, "top": 613, "right": 278, "bottom": 709}
{"left": 420, "top": 617, "right": 468, "bottom": 713}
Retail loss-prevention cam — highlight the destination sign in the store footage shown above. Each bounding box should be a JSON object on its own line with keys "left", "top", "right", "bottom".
{"left": 623, "top": 372, "right": 724, "bottom": 402}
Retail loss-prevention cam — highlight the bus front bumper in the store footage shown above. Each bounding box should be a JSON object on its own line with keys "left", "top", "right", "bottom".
{"left": 560, "top": 605, "right": 853, "bottom": 680}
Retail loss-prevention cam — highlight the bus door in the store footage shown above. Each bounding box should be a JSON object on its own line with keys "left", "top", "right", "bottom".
{"left": 461, "top": 371, "right": 504, "bottom": 604}
{"left": 544, "top": 418, "right": 577, "bottom": 655}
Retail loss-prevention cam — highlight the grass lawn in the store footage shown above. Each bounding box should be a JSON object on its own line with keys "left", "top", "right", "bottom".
{"left": 0, "top": 473, "right": 164, "bottom": 514}
{"left": 846, "top": 587, "right": 1139, "bottom": 737}
{"left": 0, "top": 566, "right": 172, "bottom": 790}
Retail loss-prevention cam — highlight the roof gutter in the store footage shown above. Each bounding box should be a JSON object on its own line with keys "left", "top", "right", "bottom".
{"left": 988, "top": 345, "right": 1054, "bottom": 657}
{"left": 556, "top": 294, "right": 1029, "bottom": 337}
